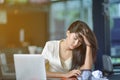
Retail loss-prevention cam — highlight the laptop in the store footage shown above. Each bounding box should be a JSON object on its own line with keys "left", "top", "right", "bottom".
{"left": 14, "top": 54, "right": 46, "bottom": 80}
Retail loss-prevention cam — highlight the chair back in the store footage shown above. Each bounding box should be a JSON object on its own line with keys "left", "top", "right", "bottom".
{"left": 102, "top": 54, "right": 113, "bottom": 73}
{"left": 0, "top": 53, "right": 9, "bottom": 72}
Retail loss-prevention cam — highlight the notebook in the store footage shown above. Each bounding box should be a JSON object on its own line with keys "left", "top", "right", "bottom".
{"left": 14, "top": 54, "right": 46, "bottom": 80}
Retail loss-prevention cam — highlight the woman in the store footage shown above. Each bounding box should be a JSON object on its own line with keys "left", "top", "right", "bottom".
{"left": 41, "top": 20, "right": 98, "bottom": 80}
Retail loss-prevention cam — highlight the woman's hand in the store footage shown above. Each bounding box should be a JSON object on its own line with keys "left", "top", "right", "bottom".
{"left": 80, "top": 29, "right": 91, "bottom": 47}
{"left": 64, "top": 69, "right": 81, "bottom": 78}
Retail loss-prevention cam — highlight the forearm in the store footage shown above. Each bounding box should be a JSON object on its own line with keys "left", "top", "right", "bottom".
{"left": 80, "top": 46, "right": 93, "bottom": 70}
{"left": 47, "top": 71, "right": 66, "bottom": 78}
{"left": 47, "top": 69, "right": 80, "bottom": 78}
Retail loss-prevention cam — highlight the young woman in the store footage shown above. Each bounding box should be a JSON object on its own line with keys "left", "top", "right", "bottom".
{"left": 41, "top": 20, "right": 98, "bottom": 80}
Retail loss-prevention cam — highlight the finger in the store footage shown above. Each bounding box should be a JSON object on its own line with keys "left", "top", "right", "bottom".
{"left": 74, "top": 71, "right": 80, "bottom": 75}
{"left": 72, "top": 70, "right": 81, "bottom": 76}
{"left": 83, "top": 29, "right": 86, "bottom": 34}
{"left": 79, "top": 32, "right": 83, "bottom": 36}
{"left": 73, "top": 69, "right": 79, "bottom": 71}
{"left": 83, "top": 29, "right": 88, "bottom": 35}
{"left": 76, "top": 70, "right": 80, "bottom": 74}
{"left": 79, "top": 32, "right": 85, "bottom": 39}
{"left": 73, "top": 73, "right": 78, "bottom": 77}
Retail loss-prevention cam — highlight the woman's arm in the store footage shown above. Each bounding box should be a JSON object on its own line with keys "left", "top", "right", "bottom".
{"left": 79, "top": 30, "right": 93, "bottom": 70}
{"left": 46, "top": 70, "right": 80, "bottom": 78}
{"left": 47, "top": 71, "right": 65, "bottom": 78}
{"left": 45, "top": 60, "right": 80, "bottom": 78}
{"left": 80, "top": 46, "right": 93, "bottom": 70}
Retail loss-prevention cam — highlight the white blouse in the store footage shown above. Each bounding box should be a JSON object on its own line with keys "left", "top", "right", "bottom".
{"left": 41, "top": 40, "right": 72, "bottom": 73}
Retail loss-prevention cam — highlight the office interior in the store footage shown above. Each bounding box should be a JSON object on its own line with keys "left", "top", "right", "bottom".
{"left": 0, "top": 0, "right": 120, "bottom": 80}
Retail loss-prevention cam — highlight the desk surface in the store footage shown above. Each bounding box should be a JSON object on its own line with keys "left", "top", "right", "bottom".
{"left": 61, "top": 77, "right": 77, "bottom": 80}
{"left": 47, "top": 77, "right": 77, "bottom": 80}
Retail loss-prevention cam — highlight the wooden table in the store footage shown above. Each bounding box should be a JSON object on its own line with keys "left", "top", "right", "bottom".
{"left": 61, "top": 77, "right": 77, "bottom": 80}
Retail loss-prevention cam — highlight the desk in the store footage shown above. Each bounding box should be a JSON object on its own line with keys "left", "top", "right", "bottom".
{"left": 47, "top": 77, "right": 77, "bottom": 80}
{"left": 61, "top": 77, "right": 77, "bottom": 80}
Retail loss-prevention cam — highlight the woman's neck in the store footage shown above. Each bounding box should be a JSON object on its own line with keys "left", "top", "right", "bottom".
{"left": 60, "top": 39, "right": 72, "bottom": 61}
{"left": 61, "top": 39, "right": 69, "bottom": 51}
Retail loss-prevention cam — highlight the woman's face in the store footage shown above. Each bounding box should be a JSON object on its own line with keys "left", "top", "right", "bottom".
{"left": 66, "top": 31, "right": 83, "bottom": 50}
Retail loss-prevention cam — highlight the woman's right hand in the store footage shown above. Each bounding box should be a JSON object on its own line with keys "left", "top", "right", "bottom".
{"left": 65, "top": 69, "right": 81, "bottom": 78}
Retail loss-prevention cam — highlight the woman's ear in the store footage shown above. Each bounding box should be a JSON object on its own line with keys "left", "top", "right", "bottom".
{"left": 66, "top": 31, "right": 70, "bottom": 37}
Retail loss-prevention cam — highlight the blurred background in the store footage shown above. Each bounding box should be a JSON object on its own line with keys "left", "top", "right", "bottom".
{"left": 0, "top": 0, "right": 120, "bottom": 80}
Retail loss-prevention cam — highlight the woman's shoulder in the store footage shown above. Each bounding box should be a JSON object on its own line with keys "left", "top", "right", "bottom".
{"left": 44, "top": 40, "right": 60, "bottom": 51}
{"left": 46, "top": 40, "right": 60, "bottom": 45}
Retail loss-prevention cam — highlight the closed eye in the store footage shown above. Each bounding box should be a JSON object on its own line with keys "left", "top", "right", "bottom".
{"left": 74, "top": 37, "right": 77, "bottom": 40}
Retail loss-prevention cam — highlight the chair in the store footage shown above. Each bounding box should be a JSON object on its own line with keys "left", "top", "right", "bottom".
{"left": 102, "top": 54, "right": 113, "bottom": 76}
{"left": 102, "top": 54, "right": 120, "bottom": 76}
{"left": 0, "top": 47, "right": 29, "bottom": 80}
{"left": 0, "top": 53, "right": 15, "bottom": 80}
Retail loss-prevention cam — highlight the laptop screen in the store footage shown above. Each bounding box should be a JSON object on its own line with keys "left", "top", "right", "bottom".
{"left": 14, "top": 54, "right": 46, "bottom": 80}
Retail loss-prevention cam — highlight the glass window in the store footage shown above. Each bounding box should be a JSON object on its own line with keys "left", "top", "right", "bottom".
{"left": 49, "top": 0, "right": 93, "bottom": 40}
{"left": 0, "top": 10, "right": 7, "bottom": 24}
{"left": 109, "top": 2, "right": 120, "bottom": 64}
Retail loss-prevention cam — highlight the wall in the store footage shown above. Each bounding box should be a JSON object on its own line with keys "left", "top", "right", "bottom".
{"left": 0, "top": 10, "right": 49, "bottom": 48}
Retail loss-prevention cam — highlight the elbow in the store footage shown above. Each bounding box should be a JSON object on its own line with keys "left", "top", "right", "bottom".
{"left": 80, "top": 63, "right": 93, "bottom": 70}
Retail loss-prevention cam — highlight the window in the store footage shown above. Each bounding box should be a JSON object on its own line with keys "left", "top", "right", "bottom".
{"left": 49, "top": 0, "right": 93, "bottom": 40}
{"left": 109, "top": 2, "right": 120, "bottom": 64}
{"left": 0, "top": 10, "right": 7, "bottom": 24}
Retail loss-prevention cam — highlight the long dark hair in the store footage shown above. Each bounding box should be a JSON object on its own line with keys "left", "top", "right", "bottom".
{"left": 68, "top": 20, "right": 98, "bottom": 70}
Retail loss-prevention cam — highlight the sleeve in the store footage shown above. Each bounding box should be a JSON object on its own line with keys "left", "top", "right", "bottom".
{"left": 41, "top": 41, "right": 53, "bottom": 62}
